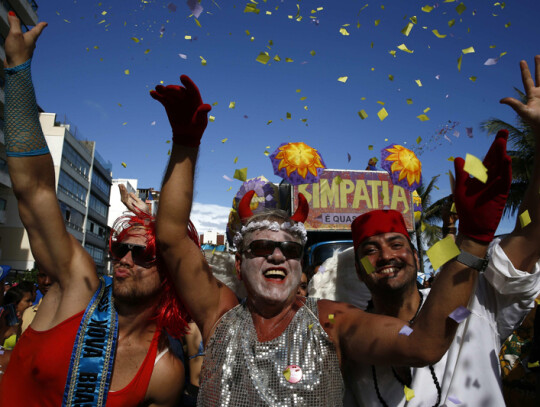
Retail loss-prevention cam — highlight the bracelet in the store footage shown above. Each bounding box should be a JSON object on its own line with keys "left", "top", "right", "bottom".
{"left": 456, "top": 251, "right": 489, "bottom": 272}
{"left": 442, "top": 226, "right": 457, "bottom": 236}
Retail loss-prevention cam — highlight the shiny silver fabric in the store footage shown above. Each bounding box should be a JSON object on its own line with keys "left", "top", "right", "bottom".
{"left": 197, "top": 298, "right": 344, "bottom": 406}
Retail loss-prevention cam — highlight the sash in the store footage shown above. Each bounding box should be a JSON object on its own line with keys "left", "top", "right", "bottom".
{"left": 63, "top": 276, "right": 118, "bottom": 407}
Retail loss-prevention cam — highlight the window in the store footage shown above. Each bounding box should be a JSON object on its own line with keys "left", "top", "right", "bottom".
{"left": 92, "top": 171, "right": 111, "bottom": 196}
{"left": 59, "top": 201, "right": 84, "bottom": 232}
{"left": 85, "top": 243, "right": 104, "bottom": 264}
{"left": 89, "top": 195, "right": 108, "bottom": 218}
{"left": 62, "top": 142, "right": 90, "bottom": 179}
{"left": 58, "top": 170, "right": 88, "bottom": 204}
{"left": 0, "top": 198, "right": 6, "bottom": 211}
{"left": 86, "top": 219, "right": 107, "bottom": 238}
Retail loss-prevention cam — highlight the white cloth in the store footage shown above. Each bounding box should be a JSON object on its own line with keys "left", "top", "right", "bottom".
{"left": 345, "top": 239, "right": 540, "bottom": 407}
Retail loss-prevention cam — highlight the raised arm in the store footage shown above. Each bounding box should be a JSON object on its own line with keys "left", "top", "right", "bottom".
{"left": 154, "top": 76, "right": 237, "bottom": 341}
{"left": 330, "top": 133, "right": 511, "bottom": 367}
{"left": 4, "top": 14, "right": 97, "bottom": 304}
{"left": 499, "top": 55, "right": 540, "bottom": 272}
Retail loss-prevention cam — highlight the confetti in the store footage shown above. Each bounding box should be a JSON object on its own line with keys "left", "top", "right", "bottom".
{"left": 368, "top": 145, "right": 373, "bottom": 150}
{"left": 308, "top": 323, "right": 314, "bottom": 330}
{"left": 358, "top": 110, "right": 368, "bottom": 120}
{"left": 448, "top": 19, "right": 456, "bottom": 27}
{"left": 178, "top": 53, "right": 187, "bottom": 59}
{"left": 221, "top": 138, "right": 228, "bottom": 143}
{"left": 377, "top": 108, "right": 388, "bottom": 121}
{"left": 339, "top": 28, "right": 350, "bottom": 36}
{"left": 150, "top": 121, "right": 156, "bottom": 126}
{"left": 388, "top": 74, "right": 394, "bottom": 81}
{"left": 449, "top": 306, "right": 471, "bottom": 323}
{"left": 519, "top": 210, "right": 531, "bottom": 228}
{"left": 504, "top": 22, "right": 511, "bottom": 28}
{"left": 401, "top": 23, "right": 414, "bottom": 36}
{"left": 229, "top": 101, "right": 235, "bottom": 109}
{"left": 432, "top": 29, "right": 447, "bottom": 38}
{"left": 187, "top": 0, "right": 203, "bottom": 18}
{"left": 360, "top": 256, "right": 374, "bottom": 274}
{"left": 466, "top": 127, "right": 473, "bottom": 138}
{"left": 124, "top": 69, "right": 130, "bottom": 75}
{"left": 399, "top": 325, "right": 413, "bottom": 336}
{"left": 397, "top": 44, "right": 414, "bottom": 53}
{"left": 457, "top": 54, "right": 463, "bottom": 71}
{"left": 404, "top": 385, "right": 415, "bottom": 401}
{"left": 415, "top": 79, "right": 422, "bottom": 87}
{"left": 426, "top": 236, "right": 461, "bottom": 270}
{"left": 417, "top": 114, "right": 429, "bottom": 121}
{"left": 338, "top": 76, "right": 348, "bottom": 83}
{"left": 121, "top": 162, "right": 127, "bottom": 168}
{"left": 233, "top": 168, "right": 247, "bottom": 182}
{"left": 448, "top": 396, "right": 462, "bottom": 405}
{"left": 200, "top": 56, "right": 207, "bottom": 66}
{"left": 406, "top": 98, "right": 413, "bottom": 104}
{"left": 209, "top": 115, "right": 215, "bottom": 122}
{"left": 456, "top": 2, "right": 466, "bottom": 15}
{"left": 310, "top": 50, "right": 316, "bottom": 56}
{"left": 421, "top": 5, "right": 434, "bottom": 12}
{"left": 464, "top": 153, "right": 488, "bottom": 183}
{"left": 283, "top": 367, "right": 291, "bottom": 381}
{"left": 416, "top": 136, "right": 422, "bottom": 144}
{"left": 469, "top": 76, "right": 477, "bottom": 82}
{"left": 328, "top": 314, "right": 335, "bottom": 323}
{"left": 131, "top": 37, "right": 140, "bottom": 43}
{"left": 286, "top": 112, "right": 292, "bottom": 119}
{"left": 484, "top": 57, "right": 498, "bottom": 66}
{"left": 256, "top": 52, "right": 270, "bottom": 64}
{"left": 462, "top": 46, "right": 475, "bottom": 54}
{"left": 223, "top": 175, "right": 233, "bottom": 181}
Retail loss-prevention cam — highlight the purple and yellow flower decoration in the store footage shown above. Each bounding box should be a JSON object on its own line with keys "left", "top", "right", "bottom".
{"left": 381, "top": 144, "right": 422, "bottom": 191}
{"left": 269, "top": 142, "right": 326, "bottom": 185}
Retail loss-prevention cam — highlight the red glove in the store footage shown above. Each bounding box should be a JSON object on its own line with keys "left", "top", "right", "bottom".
{"left": 150, "top": 75, "right": 211, "bottom": 147}
{"left": 453, "top": 129, "right": 512, "bottom": 242}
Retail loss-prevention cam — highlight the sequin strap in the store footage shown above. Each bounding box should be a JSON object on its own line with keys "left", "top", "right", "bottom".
{"left": 4, "top": 59, "right": 49, "bottom": 157}
{"left": 62, "top": 276, "right": 118, "bottom": 407}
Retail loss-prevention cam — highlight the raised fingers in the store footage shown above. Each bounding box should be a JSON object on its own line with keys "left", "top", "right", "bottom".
{"left": 520, "top": 60, "right": 535, "bottom": 96}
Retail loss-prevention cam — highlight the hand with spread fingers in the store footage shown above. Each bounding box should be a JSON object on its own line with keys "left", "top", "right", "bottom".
{"left": 453, "top": 130, "right": 512, "bottom": 243}
{"left": 118, "top": 184, "right": 151, "bottom": 216}
{"left": 150, "top": 75, "right": 212, "bottom": 147}
{"left": 4, "top": 12, "right": 47, "bottom": 68}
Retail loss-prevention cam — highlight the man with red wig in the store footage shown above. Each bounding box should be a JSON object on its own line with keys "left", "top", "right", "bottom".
{"left": 0, "top": 14, "right": 189, "bottom": 407}
{"left": 345, "top": 56, "right": 540, "bottom": 407}
{"left": 152, "top": 58, "right": 510, "bottom": 407}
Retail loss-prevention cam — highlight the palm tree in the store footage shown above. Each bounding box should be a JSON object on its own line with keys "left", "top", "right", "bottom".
{"left": 413, "top": 175, "right": 448, "bottom": 273}
{"left": 481, "top": 89, "right": 536, "bottom": 217}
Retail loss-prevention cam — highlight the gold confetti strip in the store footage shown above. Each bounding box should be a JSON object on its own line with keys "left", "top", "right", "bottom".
{"left": 338, "top": 76, "right": 348, "bottom": 83}
{"left": 397, "top": 44, "right": 414, "bottom": 53}
{"left": 462, "top": 46, "right": 475, "bottom": 54}
{"left": 339, "top": 28, "right": 350, "bottom": 36}
{"left": 377, "top": 108, "right": 388, "bottom": 121}
{"left": 121, "top": 162, "right": 127, "bottom": 168}
{"left": 519, "top": 210, "right": 531, "bottom": 228}
{"left": 358, "top": 110, "right": 368, "bottom": 120}
{"left": 432, "top": 29, "right": 447, "bottom": 38}
{"left": 464, "top": 153, "right": 488, "bottom": 183}
{"left": 421, "top": 5, "right": 434, "bottom": 12}
{"left": 229, "top": 101, "right": 235, "bottom": 109}
{"left": 256, "top": 52, "right": 270, "bottom": 64}
{"left": 415, "top": 79, "right": 422, "bottom": 87}
{"left": 360, "top": 256, "right": 374, "bottom": 274}
{"left": 401, "top": 22, "right": 414, "bottom": 36}
{"left": 417, "top": 114, "right": 429, "bottom": 121}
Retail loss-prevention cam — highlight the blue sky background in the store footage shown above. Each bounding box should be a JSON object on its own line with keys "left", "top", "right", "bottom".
{"left": 30, "top": 0, "right": 539, "bottom": 233}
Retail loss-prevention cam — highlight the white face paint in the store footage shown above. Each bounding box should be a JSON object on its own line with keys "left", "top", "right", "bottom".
{"left": 239, "top": 228, "right": 303, "bottom": 309}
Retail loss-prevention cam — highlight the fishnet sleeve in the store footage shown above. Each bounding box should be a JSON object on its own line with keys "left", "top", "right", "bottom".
{"left": 4, "top": 59, "right": 49, "bottom": 157}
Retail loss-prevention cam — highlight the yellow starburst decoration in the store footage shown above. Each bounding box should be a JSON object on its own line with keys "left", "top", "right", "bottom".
{"left": 274, "top": 142, "right": 325, "bottom": 178}
{"left": 384, "top": 145, "right": 422, "bottom": 187}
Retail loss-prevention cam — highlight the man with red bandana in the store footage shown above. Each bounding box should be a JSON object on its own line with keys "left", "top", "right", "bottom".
{"left": 345, "top": 57, "right": 540, "bottom": 407}
{"left": 0, "top": 14, "right": 188, "bottom": 407}
{"left": 153, "top": 59, "right": 511, "bottom": 407}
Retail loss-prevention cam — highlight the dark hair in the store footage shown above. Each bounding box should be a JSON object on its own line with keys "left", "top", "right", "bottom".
{"left": 3, "top": 286, "right": 26, "bottom": 307}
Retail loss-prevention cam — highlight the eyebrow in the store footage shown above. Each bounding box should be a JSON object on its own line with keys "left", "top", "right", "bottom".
{"left": 361, "top": 234, "right": 407, "bottom": 248}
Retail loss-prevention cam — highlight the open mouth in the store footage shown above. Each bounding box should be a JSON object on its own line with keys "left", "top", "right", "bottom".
{"left": 263, "top": 269, "right": 287, "bottom": 281}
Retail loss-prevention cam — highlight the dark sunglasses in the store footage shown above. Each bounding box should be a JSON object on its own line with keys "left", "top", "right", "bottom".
{"left": 244, "top": 240, "right": 303, "bottom": 260}
{"left": 110, "top": 242, "right": 156, "bottom": 266}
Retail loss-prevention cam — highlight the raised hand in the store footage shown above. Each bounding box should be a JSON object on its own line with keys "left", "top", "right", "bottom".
{"left": 453, "top": 130, "right": 512, "bottom": 243}
{"left": 150, "top": 75, "right": 212, "bottom": 147}
{"left": 118, "top": 184, "right": 150, "bottom": 216}
{"left": 4, "top": 12, "right": 47, "bottom": 68}
{"left": 500, "top": 55, "right": 540, "bottom": 135}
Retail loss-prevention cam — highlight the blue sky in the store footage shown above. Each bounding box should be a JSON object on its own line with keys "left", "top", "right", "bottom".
{"left": 31, "top": 0, "right": 539, "bottom": 233}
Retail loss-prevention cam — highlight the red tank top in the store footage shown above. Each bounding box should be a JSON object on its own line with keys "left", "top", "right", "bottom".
{"left": 0, "top": 312, "right": 160, "bottom": 407}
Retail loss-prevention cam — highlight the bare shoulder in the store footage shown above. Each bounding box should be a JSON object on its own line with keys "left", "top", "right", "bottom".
{"left": 146, "top": 350, "right": 185, "bottom": 407}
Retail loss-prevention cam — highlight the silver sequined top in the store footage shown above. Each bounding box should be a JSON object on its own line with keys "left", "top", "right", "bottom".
{"left": 197, "top": 298, "right": 344, "bottom": 406}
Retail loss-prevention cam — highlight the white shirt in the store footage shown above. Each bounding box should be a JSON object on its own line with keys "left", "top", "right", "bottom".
{"left": 345, "top": 239, "right": 540, "bottom": 407}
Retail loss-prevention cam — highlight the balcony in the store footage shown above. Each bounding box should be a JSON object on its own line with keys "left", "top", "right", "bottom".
{"left": 0, "top": 208, "right": 5, "bottom": 223}
{"left": 7, "top": 0, "right": 38, "bottom": 27}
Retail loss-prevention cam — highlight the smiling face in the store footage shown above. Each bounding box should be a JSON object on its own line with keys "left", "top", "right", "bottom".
{"left": 355, "top": 232, "right": 419, "bottom": 296}
{"left": 236, "top": 228, "right": 303, "bottom": 310}
{"left": 112, "top": 232, "right": 161, "bottom": 306}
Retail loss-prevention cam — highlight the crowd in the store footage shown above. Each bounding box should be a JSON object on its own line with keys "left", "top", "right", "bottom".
{"left": 1, "top": 12, "right": 540, "bottom": 407}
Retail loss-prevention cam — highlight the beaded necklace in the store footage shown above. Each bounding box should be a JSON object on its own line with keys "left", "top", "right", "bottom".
{"left": 370, "top": 291, "right": 442, "bottom": 407}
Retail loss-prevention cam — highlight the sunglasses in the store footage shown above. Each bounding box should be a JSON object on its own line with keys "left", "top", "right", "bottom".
{"left": 110, "top": 242, "right": 156, "bottom": 266}
{"left": 244, "top": 240, "right": 303, "bottom": 260}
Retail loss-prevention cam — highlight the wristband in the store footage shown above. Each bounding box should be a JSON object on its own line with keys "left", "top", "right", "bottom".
{"left": 456, "top": 251, "right": 489, "bottom": 272}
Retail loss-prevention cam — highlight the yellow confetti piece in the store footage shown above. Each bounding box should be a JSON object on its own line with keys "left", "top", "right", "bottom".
{"left": 273, "top": 55, "right": 281, "bottom": 62}
{"left": 377, "top": 101, "right": 385, "bottom": 106}
{"left": 416, "top": 136, "right": 422, "bottom": 144}
{"left": 389, "top": 50, "right": 397, "bottom": 57}
{"left": 233, "top": 157, "right": 238, "bottom": 164}
{"left": 415, "top": 79, "right": 422, "bottom": 87}
{"left": 209, "top": 115, "right": 215, "bottom": 122}
{"left": 417, "top": 114, "right": 430, "bottom": 121}
{"left": 360, "top": 256, "right": 375, "bottom": 274}
{"left": 490, "top": 45, "right": 496, "bottom": 48}
{"left": 185, "top": 35, "right": 192, "bottom": 40}
{"left": 388, "top": 74, "right": 394, "bottom": 81}
{"left": 427, "top": 236, "right": 461, "bottom": 270}
{"left": 504, "top": 22, "right": 511, "bottom": 28}
{"left": 397, "top": 44, "right": 414, "bottom": 53}
{"left": 283, "top": 368, "right": 291, "bottom": 381}
{"left": 300, "top": 96, "right": 307, "bottom": 101}
{"left": 328, "top": 314, "right": 335, "bottom": 323}
{"left": 97, "top": 20, "right": 106, "bottom": 24}
{"left": 233, "top": 168, "right": 248, "bottom": 182}
{"left": 404, "top": 385, "right": 415, "bottom": 401}
{"left": 131, "top": 37, "right": 140, "bottom": 43}
{"left": 101, "top": 11, "right": 107, "bottom": 15}
{"left": 368, "top": 145, "right": 373, "bottom": 150}
{"left": 423, "top": 107, "right": 431, "bottom": 113}
{"left": 406, "top": 98, "right": 413, "bottom": 104}
{"left": 401, "top": 22, "right": 414, "bottom": 36}
{"left": 421, "top": 5, "right": 434, "bottom": 12}
{"left": 338, "top": 76, "right": 348, "bottom": 83}
{"left": 267, "top": 120, "right": 272, "bottom": 125}
{"left": 244, "top": 4, "right": 260, "bottom": 14}
{"left": 528, "top": 361, "right": 540, "bottom": 368}
{"left": 339, "top": 28, "right": 350, "bottom": 36}
{"left": 450, "top": 203, "right": 457, "bottom": 213}
{"left": 448, "top": 19, "right": 456, "bottom": 27}
{"left": 144, "top": 49, "right": 150, "bottom": 54}
{"left": 469, "top": 76, "right": 477, "bottom": 82}
{"left": 432, "top": 29, "right": 447, "bottom": 38}
{"left": 457, "top": 54, "right": 463, "bottom": 71}
{"left": 374, "top": 20, "right": 380, "bottom": 26}
{"left": 535, "top": 298, "right": 540, "bottom": 305}
{"left": 310, "top": 50, "right": 316, "bottom": 56}
{"left": 296, "top": 89, "right": 301, "bottom": 93}
{"left": 286, "top": 112, "right": 292, "bottom": 119}
{"left": 221, "top": 138, "right": 228, "bottom": 143}
{"left": 200, "top": 56, "right": 207, "bottom": 66}
{"left": 264, "top": 150, "right": 270, "bottom": 156}
{"left": 124, "top": 69, "right": 130, "bottom": 75}
{"left": 256, "top": 52, "right": 270, "bottom": 64}
{"left": 308, "top": 323, "right": 314, "bottom": 330}
{"left": 377, "top": 108, "right": 388, "bottom": 121}
{"left": 462, "top": 46, "right": 475, "bottom": 54}
{"left": 456, "top": 2, "right": 466, "bottom": 15}
{"left": 500, "top": 51, "right": 507, "bottom": 58}
{"left": 410, "top": 16, "right": 418, "bottom": 24}
{"left": 464, "top": 153, "right": 488, "bottom": 183}
{"left": 229, "top": 101, "right": 236, "bottom": 109}
{"left": 519, "top": 210, "right": 531, "bottom": 228}
{"left": 358, "top": 110, "right": 368, "bottom": 120}
{"left": 285, "top": 58, "right": 294, "bottom": 63}
{"left": 121, "top": 162, "right": 127, "bottom": 168}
